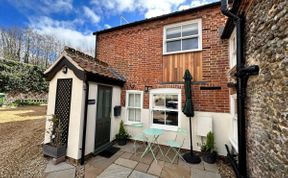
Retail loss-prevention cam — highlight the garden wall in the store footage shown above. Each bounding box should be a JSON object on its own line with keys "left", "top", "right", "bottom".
{"left": 244, "top": 0, "right": 288, "bottom": 177}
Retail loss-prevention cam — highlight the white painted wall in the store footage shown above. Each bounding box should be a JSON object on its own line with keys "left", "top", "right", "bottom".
{"left": 44, "top": 68, "right": 85, "bottom": 159}
{"left": 118, "top": 108, "right": 232, "bottom": 156}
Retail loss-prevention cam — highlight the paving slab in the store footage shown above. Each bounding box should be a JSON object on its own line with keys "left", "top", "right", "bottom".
{"left": 115, "top": 143, "right": 135, "bottom": 153}
{"left": 161, "top": 162, "right": 191, "bottom": 178}
{"left": 130, "top": 152, "right": 154, "bottom": 165}
{"left": 135, "top": 163, "right": 150, "bottom": 173}
{"left": 203, "top": 162, "right": 218, "bottom": 173}
{"left": 129, "top": 170, "right": 158, "bottom": 178}
{"left": 147, "top": 160, "right": 165, "bottom": 177}
{"left": 46, "top": 169, "right": 75, "bottom": 178}
{"left": 121, "top": 152, "right": 133, "bottom": 159}
{"left": 115, "top": 157, "right": 138, "bottom": 169}
{"left": 178, "top": 159, "right": 205, "bottom": 171}
{"left": 45, "top": 160, "right": 75, "bottom": 173}
{"left": 97, "top": 164, "right": 132, "bottom": 178}
{"left": 191, "top": 168, "right": 221, "bottom": 178}
{"left": 85, "top": 165, "right": 103, "bottom": 178}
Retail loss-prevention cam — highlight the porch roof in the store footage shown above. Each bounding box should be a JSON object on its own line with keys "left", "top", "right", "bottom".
{"left": 44, "top": 47, "right": 126, "bottom": 86}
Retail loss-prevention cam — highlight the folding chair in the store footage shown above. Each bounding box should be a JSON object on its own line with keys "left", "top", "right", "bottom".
{"left": 130, "top": 123, "right": 145, "bottom": 154}
{"left": 165, "top": 128, "right": 187, "bottom": 163}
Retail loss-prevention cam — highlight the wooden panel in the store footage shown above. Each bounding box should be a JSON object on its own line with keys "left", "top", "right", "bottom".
{"left": 163, "top": 52, "right": 202, "bottom": 82}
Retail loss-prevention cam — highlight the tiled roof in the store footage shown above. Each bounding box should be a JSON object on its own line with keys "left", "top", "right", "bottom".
{"left": 63, "top": 46, "right": 125, "bottom": 82}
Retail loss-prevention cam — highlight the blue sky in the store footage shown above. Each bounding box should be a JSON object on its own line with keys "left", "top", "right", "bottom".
{"left": 0, "top": 0, "right": 217, "bottom": 50}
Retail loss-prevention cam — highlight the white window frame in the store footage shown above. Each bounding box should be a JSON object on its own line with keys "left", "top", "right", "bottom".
{"left": 125, "top": 90, "right": 143, "bottom": 124}
{"left": 229, "top": 28, "right": 237, "bottom": 68}
{"left": 149, "top": 88, "right": 181, "bottom": 131}
{"left": 163, "top": 19, "right": 202, "bottom": 55}
{"left": 229, "top": 94, "right": 238, "bottom": 152}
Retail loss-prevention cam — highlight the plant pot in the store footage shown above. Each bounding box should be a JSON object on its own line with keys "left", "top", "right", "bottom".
{"left": 202, "top": 151, "right": 217, "bottom": 164}
{"left": 117, "top": 139, "right": 127, "bottom": 146}
{"left": 43, "top": 143, "right": 67, "bottom": 158}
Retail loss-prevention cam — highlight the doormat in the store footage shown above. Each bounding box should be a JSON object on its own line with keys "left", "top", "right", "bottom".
{"left": 99, "top": 146, "right": 120, "bottom": 158}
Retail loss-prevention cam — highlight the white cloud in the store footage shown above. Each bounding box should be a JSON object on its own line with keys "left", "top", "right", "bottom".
{"left": 91, "top": 0, "right": 186, "bottom": 18}
{"left": 8, "top": 0, "right": 73, "bottom": 15}
{"left": 104, "top": 24, "right": 112, "bottom": 29}
{"left": 191, "top": 0, "right": 211, "bottom": 7}
{"left": 178, "top": 4, "right": 191, "bottom": 11}
{"left": 28, "top": 16, "right": 95, "bottom": 53}
{"left": 83, "top": 6, "right": 101, "bottom": 24}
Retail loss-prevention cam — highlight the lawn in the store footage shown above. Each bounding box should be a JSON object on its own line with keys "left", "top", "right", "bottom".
{"left": 0, "top": 105, "right": 46, "bottom": 123}
{"left": 0, "top": 105, "right": 48, "bottom": 177}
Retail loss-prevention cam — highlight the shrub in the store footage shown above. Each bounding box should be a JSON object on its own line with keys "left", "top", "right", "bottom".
{"left": 115, "top": 120, "right": 130, "bottom": 140}
{"left": 201, "top": 131, "right": 216, "bottom": 153}
{"left": 0, "top": 59, "right": 48, "bottom": 93}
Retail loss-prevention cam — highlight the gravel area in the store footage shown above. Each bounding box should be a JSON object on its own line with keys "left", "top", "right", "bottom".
{"left": 217, "top": 159, "right": 236, "bottom": 178}
{"left": 0, "top": 112, "right": 48, "bottom": 177}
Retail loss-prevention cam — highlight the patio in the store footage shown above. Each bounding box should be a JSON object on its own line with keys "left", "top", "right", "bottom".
{"left": 84, "top": 142, "right": 222, "bottom": 178}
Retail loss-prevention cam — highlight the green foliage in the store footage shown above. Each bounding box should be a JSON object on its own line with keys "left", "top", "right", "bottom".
{"left": 9, "top": 99, "right": 47, "bottom": 107}
{"left": 201, "top": 131, "right": 216, "bottom": 153}
{"left": 48, "top": 114, "right": 64, "bottom": 147}
{"left": 0, "top": 59, "right": 48, "bottom": 93}
{"left": 116, "top": 120, "right": 130, "bottom": 140}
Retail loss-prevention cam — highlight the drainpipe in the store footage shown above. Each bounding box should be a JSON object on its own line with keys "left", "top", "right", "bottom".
{"left": 221, "top": 1, "right": 259, "bottom": 178}
{"left": 81, "top": 74, "right": 89, "bottom": 165}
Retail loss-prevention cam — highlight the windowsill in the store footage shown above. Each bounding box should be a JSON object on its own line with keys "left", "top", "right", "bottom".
{"left": 150, "top": 124, "right": 178, "bottom": 131}
{"left": 124, "top": 122, "right": 143, "bottom": 126}
{"left": 229, "top": 137, "right": 238, "bottom": 153}
{"left": 163, "top": 49, "right": 202, "bottom": 56}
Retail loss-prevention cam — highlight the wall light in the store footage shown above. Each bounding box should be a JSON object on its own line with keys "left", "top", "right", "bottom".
{"left": 144, "top": 85, "right": 152, "bottom": 92}
{"left": 62, "top": 66, "right": 68, "bottom": 74}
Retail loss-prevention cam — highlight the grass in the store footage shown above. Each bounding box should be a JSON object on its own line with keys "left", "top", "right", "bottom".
{"left": 0, "top": 105, "right": 47, "bottom": 123}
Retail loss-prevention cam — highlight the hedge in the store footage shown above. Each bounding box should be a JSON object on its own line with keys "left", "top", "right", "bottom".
{"left": 0, "top": 59, "right": 48, "bottom": 93}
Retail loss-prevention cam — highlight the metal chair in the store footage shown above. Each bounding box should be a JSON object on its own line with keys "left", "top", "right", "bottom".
{"left": 165, "top": 128, "right": 187, "bottom": 163}
{"left": 130, "top": 123, "right": 145, "bottom": 154}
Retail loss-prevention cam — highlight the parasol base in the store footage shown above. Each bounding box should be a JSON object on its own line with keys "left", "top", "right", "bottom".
{"left": 183, "top": 152, "right": 201, "bottom": 164}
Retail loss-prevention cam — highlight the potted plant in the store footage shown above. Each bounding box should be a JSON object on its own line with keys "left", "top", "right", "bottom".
{"left": 201, "top": 131, "right": 217, "bottom": 164}
{"left": 43, "top": 115, "right": 67, "bottom": 158}
{"left": 115, "top": 120, "right": 130, "bottom": 145}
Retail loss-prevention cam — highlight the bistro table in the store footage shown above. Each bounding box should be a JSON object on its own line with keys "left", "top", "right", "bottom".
{"left": 141, "top": 128, "right": 165, "bottom": 163}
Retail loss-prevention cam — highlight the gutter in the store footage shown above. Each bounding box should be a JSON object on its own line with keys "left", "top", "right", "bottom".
{"left": 80, "top": 74, "right": 89, "bottom": 165}
{"left": 220, "top": 1, "right": 259, "bottom": 178}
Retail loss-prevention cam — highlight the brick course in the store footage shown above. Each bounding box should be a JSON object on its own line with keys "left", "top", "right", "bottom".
{"left": 96, "top": 4, "right": 229, "bottom": 112}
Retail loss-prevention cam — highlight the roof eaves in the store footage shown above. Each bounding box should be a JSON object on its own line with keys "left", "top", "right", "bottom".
{"left": 93, "top": 1, "right": 221, "bottom": 35}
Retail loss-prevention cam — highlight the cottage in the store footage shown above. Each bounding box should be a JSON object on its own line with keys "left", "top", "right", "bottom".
{"left": 44, "top": 1, "right": 234, "bottom": 164}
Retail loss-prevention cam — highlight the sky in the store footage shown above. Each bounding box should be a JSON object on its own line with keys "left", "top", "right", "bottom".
{"left": 0, "top": 0, "right": 218, "bottom": 51}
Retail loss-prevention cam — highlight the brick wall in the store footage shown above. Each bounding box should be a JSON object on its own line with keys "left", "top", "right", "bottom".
{"left": 96, "top": 4, "right": 230, "bottom": 113}
{"left": 242, "top": 0, "right": 288, "bottom": 177}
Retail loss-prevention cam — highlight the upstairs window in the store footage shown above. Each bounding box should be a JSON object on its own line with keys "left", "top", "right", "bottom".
{"left": 163, "top": 19, "right": 202, "bottom": 54}
{"left": 126, "top": 90, "right": 143, "bottom": 123}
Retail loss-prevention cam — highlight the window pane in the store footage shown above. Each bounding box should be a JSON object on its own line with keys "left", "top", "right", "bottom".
{"left": 166, "top": 111, "right": 178, "bottom": 126}
{"left": 166, "top": 95, "right": 178, "bottom": 109}
{"left": 153, "top": 94, "right": 165, "bottom": 108}
{"left": 135, "top": 94, "right": 141, "bottom": 107}
{"left": 135, "top": 109, "right": 141, "bottom": 122}
{"left": 167, "top": 40, "right": 181, "bottom": 52}
{"left": 166, "top": 27, "right": 181, "bottom": 39}
{"left": 182, "top": 38, "right": 198, "bottom": 50}
{"left": 153, "top": 110, "right": 165, "bottom": 125}
{"left": 128, "top": 94, "right": 134, "bottom": 107}
{"left": 182, "top": 24, "right": 198, "bottom": 36}
{"left": 128, "top": 108, "right": 135, "bottom": 121}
